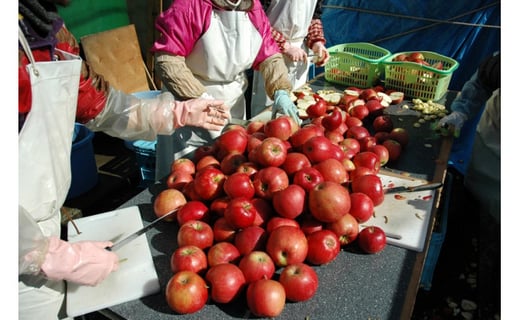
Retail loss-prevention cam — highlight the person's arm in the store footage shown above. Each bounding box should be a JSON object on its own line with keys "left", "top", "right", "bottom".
{"left": 19, "top": 206, "right": 119, "bottom": 286}
{"left": 151, "top": 0, "right": 213, "bottom": 99}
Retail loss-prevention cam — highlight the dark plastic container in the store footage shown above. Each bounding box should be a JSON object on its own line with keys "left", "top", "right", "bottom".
{"left": 67, "top": 123, "right": 98, "bottom": 199}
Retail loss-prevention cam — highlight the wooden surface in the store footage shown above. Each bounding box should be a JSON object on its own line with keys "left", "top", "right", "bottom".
{"left": 81, "top": 24, "right": 150, "bottom": 94}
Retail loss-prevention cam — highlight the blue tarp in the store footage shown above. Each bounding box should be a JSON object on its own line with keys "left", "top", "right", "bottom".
{"left": 321, "top": 0, "right": 501, "bottom": 91}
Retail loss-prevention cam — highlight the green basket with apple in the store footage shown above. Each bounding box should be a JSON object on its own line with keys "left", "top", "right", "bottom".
{"left": 324, "top": 42, "right": 391, "bottom": 88}
{"left": 382, "top": 51, "right": 459, "bottom": 101}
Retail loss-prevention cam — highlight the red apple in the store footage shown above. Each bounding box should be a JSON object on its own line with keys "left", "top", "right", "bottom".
{"left": 351, "top": 174, "right": 385, "bottom": 206}
{"left": 153, "top": 188, "right": 187, "bottom": 221}
{"left": 388, "top": 127, "right": 409, "bottom": 148}
{"left": 349, "top": 104, "right": 369, "bottom": 120}
{"left": 193, "top": 166, "right": 226, "bottom": 201}
{"left": 195, "top": 154, "right": 220, "bottom": 172}
{"left": 170, "top": 245, "right": 208, "bottom": 275}
{"left": 254, "top": 137, "right": 288, "bottom": 167}
{"left": 264, "top": 115, "right": 294, "bottom": 141}
{"left": 247, "top": 131, "right": 266, "bottom": 154}
{"left": 165, "top": 271, "right": 208, "bottom": 314}
{"left": 212, "top": 216, "right": 237, "bottom": 243}
{"left": 302, "top": 135, "right": 335, "bottom": 164}
{"left": 170, "top": 157, "right": 196, "bottom": 175}
{"left": 289, "top": 124, "right": 324, "bottom": 152}
{"left": 239, "top": 251, "right": 276, "bottom": 283}
{"left": 272, "top": 184, "right": 306, "bottom": 219}
{"left": 339, "top": 137, "right": 361, "bottom": 159}
{"left": 382, "top": 139, "right": 403, "bottom": 162}
{"left": 209, "top": 196, "right": 230, "bottom": 217}
{"left": 372, "top": 115, "right": 394, "bottom": 133}
{"left": 223, "top": 172, "right": 255, "bottom": 199}
{"left": 279, "top": 262, "right": 319, "bottom": 302}
{"left": 349, "top": 166, "right": 377, "bottom": 183}
{"left": 234, "top": 225, "right": 268, "bottom": 255}
{"left": 312, "top": 158, "right": 348, "bottom": 184}
{"left": 321, "top": 107, "right": 343, "bottom": 131}
{"left": 193, "top": 145, "right": 215, "bottom": 164}
{"left": 176, "top": 200, "right": 210, "bottom": 225}
{"left": 368, "top": 144, "right": 390, "bottom": 167}
{"left": 345, "top": 115, "right": 363, "bottom": 128}
{"left": 292, "top": 166, "right": 324, "bottom": 192}
{"left": 389, "top": 91, "right": 404, "bottom": 104}
{"left": 305, "top": 229, "right": 341, "bottom": 265}
{"left": 215, "top": 127, "right": 248, "bottom": 160}
{"left": 358, "top": 136, "right": 377, "bottom": 152}
{"left": 352, "top": 151, "right": 381, "bottom": 173}
{"left": 246, "top": 120, "right": 265, "bottom": 134}
{"left": 250, "top": 197, "right": 275, "bottom": 228}
{"left": 281, "top": 152, "right": 312, "bottom": 178}
{"left": 298, "top": 213, "right": 324, "bottom": 235}
{"left": 224, "top": 197, "right": 257, "bottom": 229}
{"left": 266, "top": 226, "right": 309, "bottom": 267}
{"left": 358, "top": 226, "right": 387, "bottom": 253}
{"left": 177, "top": 220, "right": 214, "bottom": 250}
{"left": 246, "top": 279, "right": 286, "bottom": 318}
{"left": 252, "top": 166, "right": 289, "bottom": 200}
{"left": 360, "top": 88, "right": 378, "bottom": 101}
{"left": 348, "top": 192, "right": 375, "bottom": 223}
{"left": 306, "top": 98, "right": 328, "bottom": 118}
{"left": 346, "top": 125, "right": 370, "bottom": 141}
{"left": 207, "top": 242, "right": 241, "bottom": 267}
{"left": 365, "top": 99, "right": 384, "bottom": 117}
{"left": 325, "top": 212, "right": 360, "bottom": 246}
{"left": 266, "top": 216, "right": 300, "bottom": 233}
{"left": 166, "top": 170, "right": 194, "bottom": 191}
{"left": 374, "top": 131, "right": 390, "bottom": 144}
{"left": 308, "top": 181, "right": 351, "bottom": 223}
{"left": 220, "top": 152, "right": 248, "bottom": 175}
{"left": 235, "top": 161, "right": 260, "bottom": 177}
{"left": 205, "top": 263, "right": 246, "bottom": 304}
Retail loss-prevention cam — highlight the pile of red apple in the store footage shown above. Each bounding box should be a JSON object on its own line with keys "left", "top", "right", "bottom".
{"left": 391, "top": 51, "right": 443, "bottom": 70}
{"left": 153, "top": 93, "right": 410, "bottom": 316}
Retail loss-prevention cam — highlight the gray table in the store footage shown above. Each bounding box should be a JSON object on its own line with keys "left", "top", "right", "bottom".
{"left": 99, "top": 77, "right": 456, "bottom": 320}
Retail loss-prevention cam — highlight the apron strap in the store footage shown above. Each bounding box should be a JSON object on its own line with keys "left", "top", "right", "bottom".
{"left": 18, "top": 26, "right": 39, "bottom": 76}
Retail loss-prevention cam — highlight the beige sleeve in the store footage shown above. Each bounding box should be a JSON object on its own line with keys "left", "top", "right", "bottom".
{"left": 259, "top": 53, "right": 293, "bottom": 100}
{"left": 154, "top": 53, "right": 207, "bottom": 100}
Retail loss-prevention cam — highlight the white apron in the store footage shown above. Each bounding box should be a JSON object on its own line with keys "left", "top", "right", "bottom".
{"left": 156, "top": 9, "right": 262, "bottom": 180}
{"left": 251, "top": 0, "right": 317, "bottom": 113}
{"left": 18, "top": 28, "right": 82, "bottom": 319}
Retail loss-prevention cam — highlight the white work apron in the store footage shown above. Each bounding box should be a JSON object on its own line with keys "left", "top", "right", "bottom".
{"left": 18, "top": 30, "right": 82, "bottom": 319}
{"left": 251, "top": 0, "right": 317, "bottom": 112}
{"left": 156, "top": 9, "right": 262, "bottom": 180}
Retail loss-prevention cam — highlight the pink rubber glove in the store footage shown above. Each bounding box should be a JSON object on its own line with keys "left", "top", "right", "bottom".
{"left": 284, "top": 44, "right": 308, "bottom": 62}
{"left": 312, "top": 42, "right": 330, "bottom": 67}
{"left": 41, "top": 236, "right": 119, "bottom": 286}
{"left": 172, "top": 98, "right": 231, "bottom": 131}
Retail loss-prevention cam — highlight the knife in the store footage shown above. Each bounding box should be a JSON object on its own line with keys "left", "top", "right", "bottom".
{"left": 106, "top": 207, "right": 181, "bottom": 251}
{"left": 384, "top": 182, "right": 443, "bottom": 194}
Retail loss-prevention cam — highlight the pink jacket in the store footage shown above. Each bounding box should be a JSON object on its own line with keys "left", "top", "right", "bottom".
{"left": 151, "top": 0, "right": 280, "bottom": 70}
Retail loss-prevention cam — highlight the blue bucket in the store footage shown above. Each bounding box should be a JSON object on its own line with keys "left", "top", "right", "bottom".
{"left": 67, "top": 123, "right": 98, "bottom": 199}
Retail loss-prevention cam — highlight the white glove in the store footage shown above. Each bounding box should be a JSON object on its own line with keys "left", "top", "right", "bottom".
{"left": 284, "top": 45, "right": 308, "bottom": 62}
{"left": 436, "top": 111, "right": 467, "bottom": 137}
{"left": 40, "top": 236, "right": 119, "bottom": 286}
{"left": 311, "top": 42, "right": 330, "bottom": 67}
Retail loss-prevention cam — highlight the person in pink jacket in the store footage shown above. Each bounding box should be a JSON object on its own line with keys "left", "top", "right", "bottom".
{"left": 151, "top": 0, "right": 298, "bottom": 179}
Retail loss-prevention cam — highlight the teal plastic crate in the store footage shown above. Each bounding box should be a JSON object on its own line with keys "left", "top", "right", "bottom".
{"left": 420, "top": 171, "right": 453, "bottom": 290}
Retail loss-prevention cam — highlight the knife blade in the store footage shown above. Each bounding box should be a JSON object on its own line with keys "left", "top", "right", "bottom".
{"left": 384, "top": 182, "right": 443, "bottom": 194}
{"left": 107, "top": 207, "right": 180, "bottom": 252}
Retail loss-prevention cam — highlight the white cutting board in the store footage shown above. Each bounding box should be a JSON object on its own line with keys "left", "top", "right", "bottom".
{"left": 359, "top": 172, "right": 437, "bottom": 252}
{"left": 66, "top": 206, "right": 160, "bottom": 317}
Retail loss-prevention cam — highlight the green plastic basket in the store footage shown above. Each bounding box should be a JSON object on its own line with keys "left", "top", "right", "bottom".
{"left": 382, "top": 51, "right": 459, "bottom": 101}
{"left": 324, "top": 43, "right": 391, "bottom": 88}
